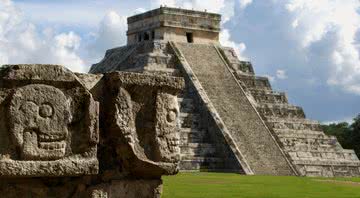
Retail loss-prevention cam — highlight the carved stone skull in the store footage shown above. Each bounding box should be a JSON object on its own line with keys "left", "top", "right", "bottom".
{"left": 8, "top": 84, "right": 71, "bottom": 160}
{"left": 154, "top": 92, "right": 180, "bottom": 163}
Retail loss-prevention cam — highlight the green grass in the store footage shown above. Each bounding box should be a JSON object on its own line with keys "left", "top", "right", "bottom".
{"left": 162, "top": 172, "right": 360, "bottom": 198}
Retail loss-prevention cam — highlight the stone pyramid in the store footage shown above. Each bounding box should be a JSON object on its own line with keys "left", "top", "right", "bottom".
{"left": 90, "top": 7, "right": 360, "bottom": 177}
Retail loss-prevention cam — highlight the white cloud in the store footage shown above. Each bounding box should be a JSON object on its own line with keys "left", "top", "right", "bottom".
{"left": 50, "top": 32, "right": 85, "bottom": 71}
{"left": 291, "top": 19, "right": 299, "bottom": 28}
{"left": 0, "top": 0, "right": 86, "bottom": 72}
{"left": 151, "top": 0, "right": 235, "bottom": 22}
{"left": 134, "top": 8, "right": 147, "bottom": 14}
{"left": 87, "top": 11, "right": 127, "bottom": 63}
{"left": 276, "top": 69, "right": 288, "bottom": 79}
{"left": 220, "top": 29, "right": 247, "bottom": 60}
{"left": 230, "top": 0, "right": 360, "bottom": 95}
{"left": 284, "top": 0, "right": 360, "bottom": 94}
{"left": 155, "top": 0, "right": 177, "bottom": 7}
{"left": 152, "top": 0, "right": 227, "bottom": 13}
{"left": 15, "top": 1, "right": 107, "bottom": 27}
{"left": 238, "top": 0, "right": 253, "bottom": 9}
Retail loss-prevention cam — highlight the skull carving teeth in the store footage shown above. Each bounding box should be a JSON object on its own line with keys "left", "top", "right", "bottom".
{"left": 38, "top": 141, "right": 66, "bottom": 150}
{"left": 38, "top": 133, "right": 66, "bottom": 142}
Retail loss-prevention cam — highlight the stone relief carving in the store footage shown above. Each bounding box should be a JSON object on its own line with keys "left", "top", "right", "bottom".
{"left": 0, "top": 64, "right": 99, "bottom": 177}
{"left": 154, "top": 92, "right": 180, "bottom": 163}
{"left": 8, "top": 84, "right": 71, "bottom": 160}
{"left": 103, "top": 72, "right": 184, "bottom": 178}
{"left": 0, "top": 65, "right": 184, "bottom": 197}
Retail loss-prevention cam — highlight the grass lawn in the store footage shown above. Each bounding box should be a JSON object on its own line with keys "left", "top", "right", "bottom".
{"left": 162, "top": 172, "right": 360, "bottom": 198}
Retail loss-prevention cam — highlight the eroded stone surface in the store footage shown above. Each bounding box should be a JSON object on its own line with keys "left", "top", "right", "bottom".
{"left": 154, "top": 92, "right": 180, "bottom": 163}
{"left": 8, "top": 84, "right": 71, "bottom": 160}
{"left": 0, "top": 65, "right": 184, "bottom": 198}
{"left": 101, "top": 72, "right": 184, "bottom": 178}
{"left": 0, "top": 64, "right": 99, "bottom": 177}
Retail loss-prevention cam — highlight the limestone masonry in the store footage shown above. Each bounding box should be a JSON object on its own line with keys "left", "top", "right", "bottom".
{"left": 0, "top": 64, "right": 184, "bottom": 198}
{"left": 1, "top": 6, "right": 360, "bottom": 198}
{"left": 91, "top": 7, "right": 360, "bottom": 177}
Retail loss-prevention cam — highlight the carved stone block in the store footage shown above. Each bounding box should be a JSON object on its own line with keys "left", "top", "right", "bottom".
{"left": 0, "top": 64, "right": 99, "bottom": 177}
{"left": 102, "top": 72, "right": 184, "bottom": 178}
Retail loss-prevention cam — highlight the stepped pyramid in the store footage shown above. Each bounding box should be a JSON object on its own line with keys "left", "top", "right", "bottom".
{"left": 90, "top": 7, "right": 360, "bottom": 177}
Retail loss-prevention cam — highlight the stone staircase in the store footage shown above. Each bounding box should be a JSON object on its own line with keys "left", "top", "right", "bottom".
{"left": 174, "top": 42, "right": 295, "bottom": 175}
{"left": 177, "top": 92, "right": 226, "bottom": 171}
{"left": 220, "top": 46, "right": 360, "bottom": 177}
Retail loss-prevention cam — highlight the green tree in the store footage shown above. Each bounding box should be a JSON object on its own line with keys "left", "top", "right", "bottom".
{"left": 322, "top": 114, "right": 360, "bottom": 156}
{"left": 348, "top": 115, "right": 360, "bottom": 156}
{"left": 322, "top": 122, "right": 351, "bottom": 149}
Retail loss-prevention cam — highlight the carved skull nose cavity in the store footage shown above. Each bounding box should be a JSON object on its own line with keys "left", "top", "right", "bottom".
{"left": 39, "top": 103, "right": 53, "bottom": 118}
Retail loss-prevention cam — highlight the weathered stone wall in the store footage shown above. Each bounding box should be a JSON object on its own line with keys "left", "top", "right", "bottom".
{"left": 0, "top": 64, "right": 99, "bottom": 177}
{"left": 127, "top": 7, "right": 220, "bottom": 45}
{"left": 90, "top": 41, "right": 179, "bottom": 76}
{"left": 0, "top": 64, "right": 184, "bottom": 198}
{"left": 219, "top": 46, "right": 360, "bottom": 177}
{"left": 160, "top": 27, "right": 219, "bottom": 44}
{"left": 90, "top": 45, "right": 138, "bottom": 74}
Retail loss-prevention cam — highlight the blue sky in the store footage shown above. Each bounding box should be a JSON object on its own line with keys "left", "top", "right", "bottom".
{"left": 1, "top": 0, "right": 360, "bottom": 123}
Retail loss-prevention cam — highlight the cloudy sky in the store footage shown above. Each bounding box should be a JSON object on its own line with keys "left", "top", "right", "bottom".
{"left": 1, "top": 0, "right": 359, "bottom": 123}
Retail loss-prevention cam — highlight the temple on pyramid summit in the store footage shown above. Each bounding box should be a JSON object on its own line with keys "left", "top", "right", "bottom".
{"left": 90, "top": 7, "right": 360, "bottom": 177}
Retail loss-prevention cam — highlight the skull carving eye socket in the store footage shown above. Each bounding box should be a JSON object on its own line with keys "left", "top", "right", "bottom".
{"left": 166, "top": 109, "right": 177, "bottom": 123}
{"left": 39, "top": 103, "right": 54, "bottom": 118}
{"left": 20, "top": 101, "right": 38, "bottom": 114}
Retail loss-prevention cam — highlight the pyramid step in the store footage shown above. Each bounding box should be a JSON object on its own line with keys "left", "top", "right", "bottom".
{"left": 287, "top": 150, "right": 359, "bottom": 161}
{"left": 266, "top": 118, "right": 322, "bottom": 131}
{"left": 221, "top": 47, "right": 255, "bottom": 75}
{"left": 179, "top": 157, "right": 224, "bottom": 171}
{"left": 180, "top": 129, "right": 209, "bottom": 143}
{"left": 180, "top": 112, "right": 200, "bottom": 118}
{"left": 180, "top": 143, "right": 216, "bottom": 156}
{"left": 283, "top": 146, "right": 344, "bottom": 153}
{"left": 280, "top": 137, "right": 343, "bottom": 152}
{"left": 180, "top": 156, "right": 223, "bottom": 162}
{"left": 249, "top": 89, "right": 288, "bottom": 104}
{"left": 179, "top": 113, "right": 201, "bottom": 128}
{"left": 179, "top": 98, "right": 195, "bottom": 113}
{"left": 294, "top": 160, "right": 360, "bottom": 177}
{"left": 257, "top": 103, "right": 302, "bottom": 109}
{"left": 178, "top": 97, "right": 194, "bottom": 104}
{"left": 236, "top": 75, "right": 272, "bottom": 90}
{"left": 293, "top": 159, "right": 360, "bottom": 167}
{"left": 181, "top": 127, "right": 202, "bottom": 133}
{"left": 257, "top": 103, "right": 305, "bottom": 119}
{"left": 143, "top": 67, "right": 181, "bottom": 76}
{"left": 298, "top": 165, "right": 360, "bottom": 177}
{"left": 273, "top": 129, "right": 325, "bottom": 136}
{"left": 277, "top": 132, "right": 334, "bottom": 139}
{"left": 299, "top": 165, "right": 360, "bottom": 177}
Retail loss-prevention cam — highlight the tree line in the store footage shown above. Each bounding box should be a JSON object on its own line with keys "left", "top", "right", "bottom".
{"left": 322, "top": 114, "right": 360, "bottom": 156}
